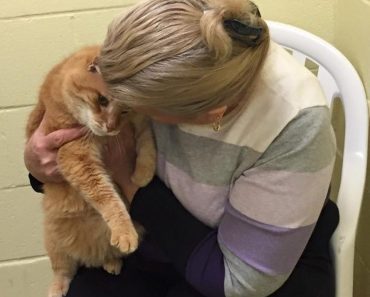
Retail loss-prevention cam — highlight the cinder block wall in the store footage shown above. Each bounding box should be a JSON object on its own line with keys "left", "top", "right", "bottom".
{"left": 0, "top": 1, "right": 134, "bottom": 297}
{"left": 0, "top": 1, "right": 369, "bottom": 297}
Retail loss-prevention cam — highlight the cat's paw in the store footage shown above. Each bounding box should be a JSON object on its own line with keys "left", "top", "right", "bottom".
{"left": 103, "top": 258, "right": 123, "bottom": 275}
{"left": 48, "top": 277, "right": 71, "bottom": 297}
{"left": 110, "top": 223, "right": 139, "bottom": 254}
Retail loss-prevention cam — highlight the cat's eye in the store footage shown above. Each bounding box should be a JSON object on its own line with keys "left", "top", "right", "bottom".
{"left": 97, "top": 95, "right": 109, "bottom": 107}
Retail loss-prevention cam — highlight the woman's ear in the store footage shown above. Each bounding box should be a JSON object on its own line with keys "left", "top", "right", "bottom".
{"left": 206, "top": 105, "right": 227, "bottom": 120}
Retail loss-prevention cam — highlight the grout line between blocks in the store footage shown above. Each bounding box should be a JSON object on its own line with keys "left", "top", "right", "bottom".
{"left": 0, "top": 184, "right": 32, "bottom": 191}
{"left": 0, "top": 104, "right": 35, "bottom": 111}
{"left": 0, "top": 5, "right": 132, "bottom": 21}
{"left": 0, "top": 255, "right": 48, "bottom": 266}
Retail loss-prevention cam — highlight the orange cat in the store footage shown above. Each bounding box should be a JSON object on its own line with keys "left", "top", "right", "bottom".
{"left": 26, "top": 46, "right": 156, "bottom": 297}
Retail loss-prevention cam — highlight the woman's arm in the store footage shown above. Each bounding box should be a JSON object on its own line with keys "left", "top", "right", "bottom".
{"left": 217, "top": 107, "right": 336, "bottom": 297}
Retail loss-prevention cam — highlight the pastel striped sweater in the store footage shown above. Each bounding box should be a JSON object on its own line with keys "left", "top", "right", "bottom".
{"left": 131, "top": 41, "right": 336, "bottom": 297}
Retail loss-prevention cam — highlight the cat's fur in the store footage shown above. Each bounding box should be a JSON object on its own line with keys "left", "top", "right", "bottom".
{"left": 26, "top": 46, "right": 156, "bottom": 297}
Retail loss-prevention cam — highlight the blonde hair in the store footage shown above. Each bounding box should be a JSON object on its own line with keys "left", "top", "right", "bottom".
{"left": 99, "top": 0, "right": 270, "bottom": 116}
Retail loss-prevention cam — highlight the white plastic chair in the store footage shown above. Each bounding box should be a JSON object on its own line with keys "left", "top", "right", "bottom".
{"left": 267, "top": 21, "right": 368, "bottom": 297}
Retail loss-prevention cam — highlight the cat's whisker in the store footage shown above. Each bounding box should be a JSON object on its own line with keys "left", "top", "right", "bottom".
{"left": 114, "top": 135, "right": 125, "bottom": 158}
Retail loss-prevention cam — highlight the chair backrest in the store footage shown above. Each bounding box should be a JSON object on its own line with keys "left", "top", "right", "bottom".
{"left": 267, "top": 21, "right": 368, "bottom": 297}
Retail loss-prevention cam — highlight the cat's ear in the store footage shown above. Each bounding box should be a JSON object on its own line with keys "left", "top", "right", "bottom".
{"left": 87, "top": 57, "right": 101, "bottom": 74}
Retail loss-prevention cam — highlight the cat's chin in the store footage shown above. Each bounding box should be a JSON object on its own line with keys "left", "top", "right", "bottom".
{"left": 89, "top": 128, "right": 105, "bottom": 136}
{"left": 106, "top": 130, "right": 120, "bottom": 136}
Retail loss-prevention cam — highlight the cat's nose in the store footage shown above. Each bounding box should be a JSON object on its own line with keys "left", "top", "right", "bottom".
{"left": 106, "top": 119, "right": 118, "bottom": 132}
{"left": 106, "top": 123, "right": 115, "bottom": 132}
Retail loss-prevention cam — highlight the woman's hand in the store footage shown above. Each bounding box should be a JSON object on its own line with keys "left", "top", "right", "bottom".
{"left": 104, "top": 120, "right": 140, "bottom": 203}
{"left": 24, "top": 117, "right": 86, "bottom": 183}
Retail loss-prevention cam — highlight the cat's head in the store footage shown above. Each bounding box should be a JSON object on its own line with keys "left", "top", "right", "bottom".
{"left": 62, "top": 46, "right": 127, "bottom": 136}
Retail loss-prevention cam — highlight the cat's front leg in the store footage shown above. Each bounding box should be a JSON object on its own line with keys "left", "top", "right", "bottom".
{"left": 129, "top": 114, "right": 156, "bottom": 186}
{"left": 58, "top": 138, "right": 139, "bottom": 254}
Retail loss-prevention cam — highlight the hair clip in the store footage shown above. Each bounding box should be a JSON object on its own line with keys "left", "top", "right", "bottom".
{"left": 223, "top": 19, "right": 263, "bottom": 46}
{"left": 224, "top": 19, "right": 262, "bottom": 36}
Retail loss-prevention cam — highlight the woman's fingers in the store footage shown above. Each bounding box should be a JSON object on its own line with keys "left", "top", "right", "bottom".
{"left": 44, "top": 126, "right": 87, "bottom": 149}
{"left": 24, "top": 116, "right": 87, "bottom": 183}
{"left": 24, "top": 139, "right": 63, "bottom": 183}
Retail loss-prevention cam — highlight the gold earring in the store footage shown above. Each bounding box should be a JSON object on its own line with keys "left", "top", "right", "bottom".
{"left": 212, "top": 115, "right": 222, "bottom": 132}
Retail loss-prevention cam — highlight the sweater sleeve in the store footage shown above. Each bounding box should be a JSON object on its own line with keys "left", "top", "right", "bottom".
{"left": 217, "top": 107, "right": 336, "bottom": 296}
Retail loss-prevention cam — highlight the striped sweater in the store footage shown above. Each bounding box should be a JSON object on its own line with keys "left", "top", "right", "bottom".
{"left": 131, "top": 41, "right": 336, "bottom": 297}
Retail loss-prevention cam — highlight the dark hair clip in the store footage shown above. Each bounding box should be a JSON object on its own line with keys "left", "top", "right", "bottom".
{"left": 223, "top": 19, "right": 263, "bottom": 46}
{"left": 224, "top": 19, "right": 262, "bottom": 36}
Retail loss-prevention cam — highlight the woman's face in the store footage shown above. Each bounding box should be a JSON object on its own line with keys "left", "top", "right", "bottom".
{"left": 134, "top": 106, "right": 228, "bottom": 125}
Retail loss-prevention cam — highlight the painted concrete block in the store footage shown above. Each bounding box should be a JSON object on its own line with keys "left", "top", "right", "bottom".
{"left": 354, "top": 253, "right": 370, "bottom": 297}
{"left": 0, "top": 16, "right": 76, "bottom": 108}
{"left": 71, "top": 8, "right": 130, "bottom": 48}
{"left": 0, "top": 187, "right": 45, "bottom": 261}
{"left": 0, "top": 257, "right": 51, "bottom": 297}
{"left": 0, "top": 107, "right": 34, "bottom": 188}
{"left": 256, "top": 0, "right": 335, "bottom": 42}
{"left": 0, "top": 8, "right": 131, "bottom": 108}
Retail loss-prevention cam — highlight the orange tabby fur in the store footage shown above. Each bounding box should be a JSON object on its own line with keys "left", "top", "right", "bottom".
{"left": 26, "top": 46, "right": 156, "bottom": 297}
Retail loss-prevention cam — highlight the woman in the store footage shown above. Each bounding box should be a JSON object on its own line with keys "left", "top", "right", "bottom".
{"left": 25, "top": 0, "right": 339, "bottom": 296}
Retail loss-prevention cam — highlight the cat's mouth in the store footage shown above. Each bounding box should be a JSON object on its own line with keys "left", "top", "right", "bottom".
{"left": 88, "top": 124, "right": 120, "bottom": 137}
